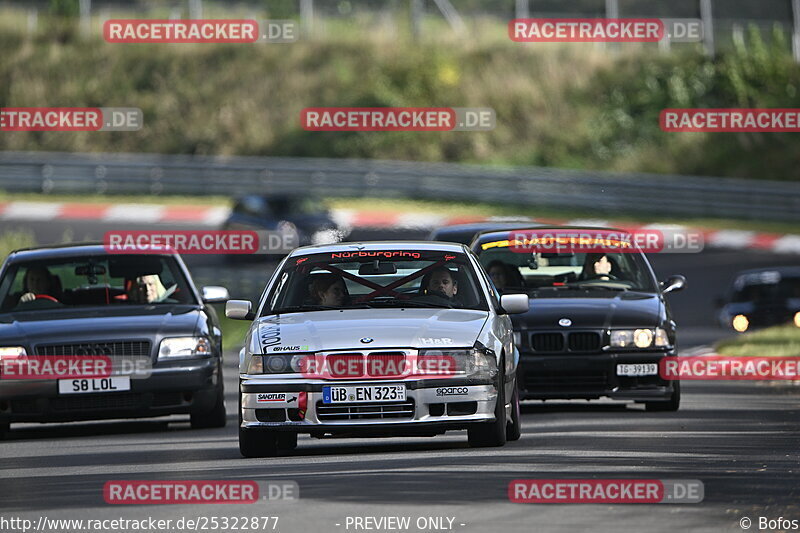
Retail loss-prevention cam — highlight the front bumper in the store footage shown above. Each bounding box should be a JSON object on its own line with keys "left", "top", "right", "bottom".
{"left": 240, "top": 376, "right": 498, "bottom": 434}
{"left": 518, "top": 351, "right": 676, "bottom": 401}
{"left": 0, "top": 358, "right": 221, "bottom": 423}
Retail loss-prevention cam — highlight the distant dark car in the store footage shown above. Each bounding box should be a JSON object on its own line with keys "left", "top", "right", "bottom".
{"left": 0, "top": 244, "right": 229, "bottom": 438}
{"left": 470, "top": 227, "right": 686, "bottom": 411}
{"left": 427, "top": 219, "right": 541, "bottom": 245}
{"left": 223, "top": 195, "right": 344, "bottom": 255}
{"left": 717, "top": 267, "right": 800, "bottom": 333}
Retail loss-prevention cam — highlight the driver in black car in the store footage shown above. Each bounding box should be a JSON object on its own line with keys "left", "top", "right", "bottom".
{"left": 580, "top": 253, "right": 618, "bottom": 281}
{"left": 18, "top": 266, "right": 59, "bottom": 304}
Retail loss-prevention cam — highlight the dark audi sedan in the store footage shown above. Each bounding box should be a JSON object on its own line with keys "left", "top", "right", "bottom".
{"left": 471, "top": 228, "right": 686, "bottom": 411}
{"left": 0, "top": 244, "right": 229, "bottom": 438}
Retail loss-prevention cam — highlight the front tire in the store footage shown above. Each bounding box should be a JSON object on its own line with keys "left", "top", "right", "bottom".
{"left": 645, "top": 381, "right": 681, "bottom": 412}
{"left": 506, "top": 380, "right": 521, "bottom": 441}
{"left": 468, "top": 357, "right": 508, "bottom": 448}
{"left": 191, "top": 370, "right": 227, "bottom": 429}
{"left": 239, "top": 428, "right": 279, "bottom": 458}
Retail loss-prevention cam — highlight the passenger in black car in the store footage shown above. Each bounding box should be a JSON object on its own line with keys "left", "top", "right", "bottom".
{"left": 580, "top": 253, "right": 619, "bottom": 281}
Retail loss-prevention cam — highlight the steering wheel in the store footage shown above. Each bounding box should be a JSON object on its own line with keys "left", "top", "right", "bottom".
{"left": 582, "top": 274, "right": 619, "bottom": 281}
{"left": 34, "top": 294, "right": 59, "bottom": 302}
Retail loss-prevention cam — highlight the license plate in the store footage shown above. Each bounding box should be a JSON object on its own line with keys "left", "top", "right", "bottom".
{"left": 58, "top": 377, "right": 131, "bottom": 394}
{"left": 322, "top": 384, "right": 406, "bottom": 404}
{"left": 616, "top": 364, "right": 658, "bottom": 377}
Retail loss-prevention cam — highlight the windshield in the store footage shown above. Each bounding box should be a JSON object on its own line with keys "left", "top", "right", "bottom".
{"left": 476, "top": 244, "right": 658, "bottom": 293}
{"left": 263, "top": 250, "right": 488, "bottom": 314}
{"left": 731, "top": 274, "right": 800, "bottom": 303}
{"left": 0, "top": 255, "right": 197, "bottom": 312}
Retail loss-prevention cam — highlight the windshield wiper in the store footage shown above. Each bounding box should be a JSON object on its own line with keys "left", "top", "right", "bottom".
{"left": 273, "top": 304, "right": 370, "bottom": 313}
{"left": 567, "top": 283, "right": 629, "bottom": 291}
{"left": 365, "top": 298, "right": 454, "bottom": 309}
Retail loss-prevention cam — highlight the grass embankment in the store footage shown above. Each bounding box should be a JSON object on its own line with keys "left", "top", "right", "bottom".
{"left": 716, "top": 324, "right": 800, "bottom": 358}
{"left": 1, "top": 18, "right": 799, "bottom": 180}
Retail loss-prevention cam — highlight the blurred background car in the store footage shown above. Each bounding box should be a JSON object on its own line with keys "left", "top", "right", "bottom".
{"left": 427, "top": 219, "right": 542, "bottom": 245}
{"left": 716, "top": 267, "right": 800, "bottom": 333}
{"left": 222, "top": 194, "right": 345, "bottom": 257}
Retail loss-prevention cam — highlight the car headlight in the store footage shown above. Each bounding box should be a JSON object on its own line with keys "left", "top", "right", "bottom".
{"left": 732, "top": 314, "right": 749, "bottom": 333}
{"left": 158, "top": 337, "right": 211, "bottom": 360}
{"left": 249, "top": 354, "right": 308, "bottom": 374}
{"left": 419, "top": 345, "right": 498, "bottom": 380}
{"left": 610, "top": 328, "right": 669, "bottom": 349}
{"left": 794, "top": 312, "right": 800, "bottom": 328}
{"left": 0, "top": 346, "right": 27, "bottom": 357}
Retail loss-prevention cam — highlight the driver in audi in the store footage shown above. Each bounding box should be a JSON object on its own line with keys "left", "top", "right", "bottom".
{"left": 18, "top": 266, "right": 58, "bottom": 304}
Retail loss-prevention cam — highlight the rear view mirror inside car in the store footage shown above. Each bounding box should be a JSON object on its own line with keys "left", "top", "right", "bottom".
{"left": 74, "top": 264, "right": 107, "bottom": 276}
{"left": 108, "top": 257, "right": 163, "bottom": 278}
{"left": 358, "top": 261, "right": 398, "bottom": 275}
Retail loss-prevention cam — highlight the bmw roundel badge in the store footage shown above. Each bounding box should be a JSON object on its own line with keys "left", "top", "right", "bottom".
{"left": 360, "top": 337, "right": 374, "bottom": 344}
{"left": 558, "top": 318, "right": 572, "bottom": 327}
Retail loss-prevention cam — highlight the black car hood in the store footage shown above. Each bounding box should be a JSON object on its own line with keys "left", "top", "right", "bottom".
{"left": 0, "top": 305, "right": 202, "bottom": 347}
{"left": 512, "top": 290, "right": 663, "bottom": 330}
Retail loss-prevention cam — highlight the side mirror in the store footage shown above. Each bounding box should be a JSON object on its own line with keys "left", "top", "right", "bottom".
{"left": 202, "top": 286, "right": 230, "bottom": 303}
{"left": 662, "top": 275, "right": 686, "bottom": 294}
{"left": 226, "top": 299, "right": 253, "bottom": 320}
{"left": 500, "top": 294, "right": 529, "bottom": 314}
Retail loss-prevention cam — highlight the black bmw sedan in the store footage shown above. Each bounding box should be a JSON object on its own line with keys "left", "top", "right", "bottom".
{"left": 471, "top": 228, "right": 686, "bottom": 411}
{"left": 0, "top": 244, "right": 229, "bottom": 437}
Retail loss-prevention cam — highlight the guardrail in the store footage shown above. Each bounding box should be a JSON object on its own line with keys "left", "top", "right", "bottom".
{"left": 1, "top": 151, "right": 798, "bottom": 222}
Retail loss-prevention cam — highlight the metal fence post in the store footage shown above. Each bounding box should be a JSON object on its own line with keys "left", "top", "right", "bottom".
{"left": 605, "top": 0, "right": 619, "bottom": 53}
{"left": 515, "top": 0, "right": 529, "bottom": 19}
{"left": 700, "top": 0, "right": 715, "bottom": 57}
{"left": 300, "top": 0, "right": 314, "bottom": 38}
{"left": 792, "top": 0, "right": 800, "bottom": 62}
{"left": 79, "top": 0, "right": 91, "bottom": 36}
{"left": 189, "top": 0, "right": 203, "bottom": 19}
{"left": 410, "top": 0, "right": 423, "bottom": 41}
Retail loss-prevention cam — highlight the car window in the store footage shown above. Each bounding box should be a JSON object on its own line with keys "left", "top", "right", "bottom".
{"left": 476, "top": 243, "right": 658, "bottom": 293}
{"left": 262, "top": 250, "right": 488, "bottom": 314}
{"left": 0, "top": 255, "right": 197, "bottom": 312}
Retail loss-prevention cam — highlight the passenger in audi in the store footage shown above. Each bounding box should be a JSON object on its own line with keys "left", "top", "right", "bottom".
{"left": 127, "top": 274, "right": 172, "bottom": 303}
